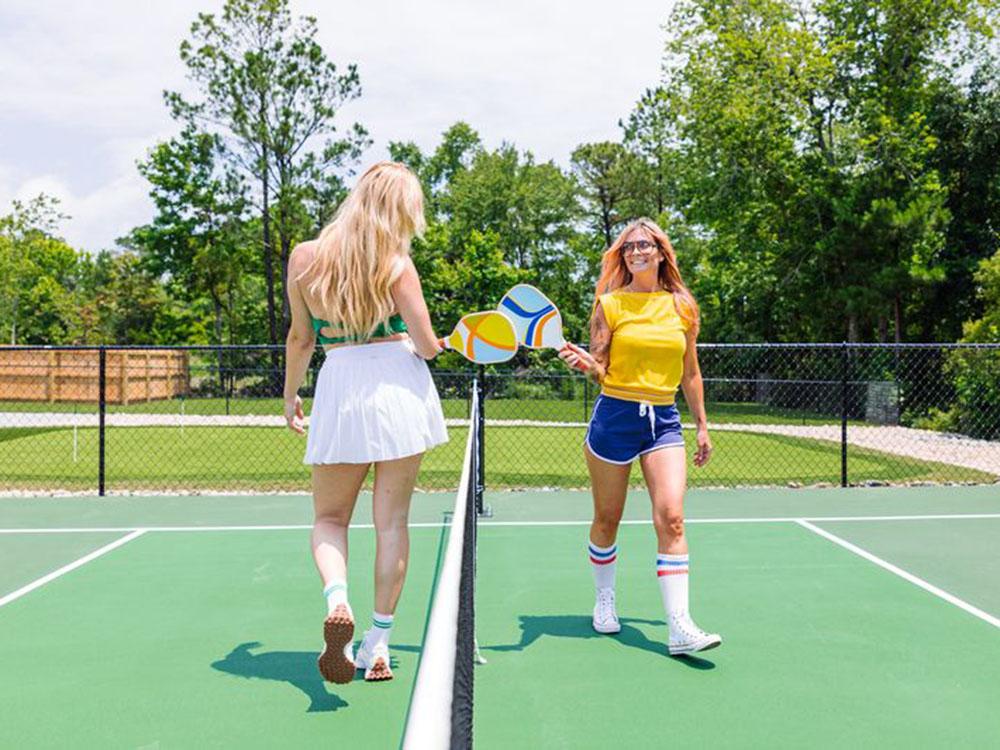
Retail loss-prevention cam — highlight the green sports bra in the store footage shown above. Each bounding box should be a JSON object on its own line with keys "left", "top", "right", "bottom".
{"left": 311, "top": 314, "right": 408, "bottom": 345}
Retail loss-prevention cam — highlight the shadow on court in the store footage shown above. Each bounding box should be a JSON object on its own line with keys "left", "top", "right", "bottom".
{"left": 211, "top": 641, "right": 425, "bottom": 712}
{"left": 212, "top": 642, "right": 348, "bottom": 712}
{"left": 483, "top": 615, "right": 715, "bottom": 670}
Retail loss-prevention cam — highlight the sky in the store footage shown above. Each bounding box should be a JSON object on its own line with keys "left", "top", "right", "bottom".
{"left": 0, "top": 0, "right": 670, "bottom": 254}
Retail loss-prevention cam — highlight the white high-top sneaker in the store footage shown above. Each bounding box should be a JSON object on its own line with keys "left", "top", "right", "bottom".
{"left": 668, "top": 612, "right": 721, "bottom": 655}
{"left": 355, "top": 633, "right": 393, "bottom": 682}
{"left": 592, "top": 587, "right": 621, "bottom": 634}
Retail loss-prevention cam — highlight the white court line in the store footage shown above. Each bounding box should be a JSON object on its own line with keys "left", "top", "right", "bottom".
{"left": 1, "top": 512, "right": 1000, "bottom": 534}
{"left": 796, "top": 519, "right": 1000, "bottom": 630}
{"left": 0, "top": 529, "right": 147, "bottom": 609}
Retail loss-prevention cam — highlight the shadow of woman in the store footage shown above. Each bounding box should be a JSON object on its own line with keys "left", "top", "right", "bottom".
{"left": 211, "top": 642, "right": 348, "bottom": 713}
{"left": 482, "top": 615, "right": 715, "bottom": 670}
{"left": 211, "top": 642, "right": 424, "bottom": 713}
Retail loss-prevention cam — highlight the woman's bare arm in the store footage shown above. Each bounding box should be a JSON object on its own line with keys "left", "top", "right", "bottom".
{"left": 558, "top": 301, "right": 611, "bottom": 382}
{"left": 679, "top": 326, "right": 712, "bottom": 466}
{"left": 283, "top": 244, "right": 317, "bottom": 433}
{"left": 587, "top": 301, "right": 612, "bottom": 384}
{"left": 391, "top": 255, "right": 441, "bottom": 359}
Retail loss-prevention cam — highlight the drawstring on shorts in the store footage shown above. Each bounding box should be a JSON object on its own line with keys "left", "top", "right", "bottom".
{"left": 638, "top": 401, "right": 656, "bottom": 438}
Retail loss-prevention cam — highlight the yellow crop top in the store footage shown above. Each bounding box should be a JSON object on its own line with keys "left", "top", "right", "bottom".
{"left": 598, "top": 290, "right": 689, "bottom": 405}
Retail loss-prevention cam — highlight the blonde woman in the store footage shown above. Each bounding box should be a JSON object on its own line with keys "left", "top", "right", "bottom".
{"left": 559, "top": 218, "right": 721, "bottom": 656}
{"left": 283, "top": 162, "right": 447, "bottom": 684}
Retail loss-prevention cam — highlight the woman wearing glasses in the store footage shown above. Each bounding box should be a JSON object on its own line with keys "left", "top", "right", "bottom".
{"left": 558, "top": 218, "right": 721, "bottom": 656}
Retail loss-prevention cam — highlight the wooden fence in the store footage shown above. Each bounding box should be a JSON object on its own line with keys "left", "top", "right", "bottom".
{"left": 0, "top": 349, "right": 189, "bottom": 404}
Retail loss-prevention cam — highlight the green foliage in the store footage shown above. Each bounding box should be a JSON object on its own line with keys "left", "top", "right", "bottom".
{"left": 0, "top": 196, "right": 83, "bottom": 345}
{"left": 164, "top": 0, "right": 369, "bottom": 343}
{"left": 7, "top": 0, "right": 1000, "bottom": 394}
{"left": 570, "top": 141, "right": 638, "bottom": 245}
{"left": 623, "top": 0, "right": 996, "bottom": 342}
{"left": 395, "top": 125, "right": 588, "bottom": 359}
{"left": 126, "top": 126, "right": 253, "bottom": 345}
{"left": 945, "top": 250, "right": 1000, "bottom": 438}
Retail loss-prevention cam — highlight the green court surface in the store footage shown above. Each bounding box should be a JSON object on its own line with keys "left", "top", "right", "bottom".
{"left": 1, "top": 486, "right": 999, "bottom": 748}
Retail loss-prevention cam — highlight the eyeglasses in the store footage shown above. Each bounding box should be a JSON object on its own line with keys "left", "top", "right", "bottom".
{"left": 621, "top": 240, "right": 657, "bottom": 255}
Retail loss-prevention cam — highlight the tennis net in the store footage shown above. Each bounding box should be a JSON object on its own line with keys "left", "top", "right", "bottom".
{"left": 402, "top": 378, "right": 481, "bottom": 749}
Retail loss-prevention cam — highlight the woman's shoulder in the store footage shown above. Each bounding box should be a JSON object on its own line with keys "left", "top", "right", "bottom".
{"left": 291, "top": 239, "right": 319, "bottom": 263}
{"left": 290, "top": 240, "right": 319, "bottom": 273}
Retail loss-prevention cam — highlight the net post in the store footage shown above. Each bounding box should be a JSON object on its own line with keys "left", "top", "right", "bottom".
{"left": 475, "top": 367, "right": 488, "bottom": 517}
{"left": 840, "top": 341, "right": 848, "bottom": 488}
{"left": 98, "top": 346, "right": 107, "bottom": 497}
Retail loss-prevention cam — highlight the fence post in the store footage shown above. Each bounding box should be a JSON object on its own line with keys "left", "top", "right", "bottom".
{"left": 98, "top": 346, "right": 107, "bottom": 497}
{"left": 583, "top": 375, "right": 590, "bottom": 423}
{"left": 840, "top": 342, "right": 848, "bottom": 488}
{"left": 476, "top": 366, "right": 486, "bottom": 516}
{"left": 222, "top": 346, "right": 231, "bottom": 416}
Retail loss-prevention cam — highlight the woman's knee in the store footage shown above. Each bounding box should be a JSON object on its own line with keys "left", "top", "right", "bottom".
{"left": 314, "top": 508, "right": 352, "bottom": 529}
{"left": 374, "top": 515, "right": 409, "bottom": 536}
{"left": 653, "top": 510, "right": 685, "bottom": 541}
{"left": 592, "top": 506, "right": 623, "bottom": 535}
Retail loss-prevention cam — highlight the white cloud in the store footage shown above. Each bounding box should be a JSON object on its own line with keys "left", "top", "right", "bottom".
{"left": 8, "top": 170, "right": 153, "bottom": 253}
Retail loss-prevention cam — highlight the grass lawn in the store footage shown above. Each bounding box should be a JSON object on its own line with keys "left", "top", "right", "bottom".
{"left": 0, "top": 397, "right": 853, "bottom": 426}
{"left": 0, "top": 424, "right": 989, "bottom": 493}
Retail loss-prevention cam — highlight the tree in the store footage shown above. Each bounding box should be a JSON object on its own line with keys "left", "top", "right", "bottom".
{"left": 0, "top": 195, "right": 73, "bottom": 344}
{"left": 445, "top": 145, "right": 580, "bottom": 273}
{"left": 629, "top": 0, "right": 996, "bottom": 342}
{"left": 621, "top": 87, "right": 678, "bottom": 218}
{"left": 570, "top": 141, "right": 637, "bottom": 246}
{"left": 921, "top": 58, "right": 1000, "bottom": 339}
{"left": 164, "top": 0, "right": 369, "bottom": 354}
{"left": 128, "top": 126, "right": 251, "bottom": 349}
{"left": 390, "top": 122, "right": 482, "bottom": 218}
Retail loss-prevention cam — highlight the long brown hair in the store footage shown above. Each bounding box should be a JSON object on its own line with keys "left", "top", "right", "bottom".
{"left": 593, "top": 218, "right": 699, "bottom": 331}
{"left": 300, "top": 161, "right": 426, "bottom": 339}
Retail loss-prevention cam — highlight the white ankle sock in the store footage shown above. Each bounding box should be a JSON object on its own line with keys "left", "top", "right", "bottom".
{"left": 366, "top": 612, "right": 394, "bottom": 648}
{"left": 323, "top": 581, "right": 348, "bottom": 615}
{"left": 589, "top": 541, "right": 618, "bottom": 590}
{"left": 656, "top": 554, "right": 689, "bottom": 619}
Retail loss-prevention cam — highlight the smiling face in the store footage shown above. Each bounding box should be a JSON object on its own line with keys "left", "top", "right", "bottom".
{"left": 620, "top": 227, "right": 662, "bottom": 277}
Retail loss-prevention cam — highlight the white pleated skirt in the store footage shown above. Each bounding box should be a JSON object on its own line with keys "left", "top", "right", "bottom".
{"left": 304, "top": 339, "right": 449, "bottom": 464}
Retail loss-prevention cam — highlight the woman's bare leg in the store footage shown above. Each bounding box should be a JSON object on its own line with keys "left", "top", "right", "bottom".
{"left": 311, "top": 462, "right": 369, "bottom": 588}
{"left": 312, "top": 461, "right": 369, "bottom": 684}
{"left": 371, "top": 453, "right": 423, "bottom": 614}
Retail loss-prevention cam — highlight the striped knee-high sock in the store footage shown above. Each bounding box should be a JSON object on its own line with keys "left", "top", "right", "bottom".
{"left": 589, "top": 541, "right": 618, "bottom": 590}
{"left": 656, "top": 554, "right": 689, "bottom": 618}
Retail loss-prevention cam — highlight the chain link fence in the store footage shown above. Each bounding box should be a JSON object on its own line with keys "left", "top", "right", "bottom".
{"left": 1, "top": 343, "right": 997, "bottom": 494}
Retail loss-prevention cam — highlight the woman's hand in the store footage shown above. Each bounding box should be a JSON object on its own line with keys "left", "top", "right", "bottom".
{"left": 284, "top": 395, "right": 305, "bottom": 434}
{"left": 693, "top": 426, "right": 713, "bottom": 467}
{"left": 558, "top": 342, "right": 597, "bottom": 374}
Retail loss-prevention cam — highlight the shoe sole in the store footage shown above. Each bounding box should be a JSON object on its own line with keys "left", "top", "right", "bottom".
{"left": 669, "top": 635, "right": 722, "bottom": 656}
{"left": 592, "top": 621, "right": 622, "bottom": 634}
{"left": 318, "top": 605, "right": 355, "bottom": 684}
{"left": 363, "top": 656, "right": 393, "bottom": 682}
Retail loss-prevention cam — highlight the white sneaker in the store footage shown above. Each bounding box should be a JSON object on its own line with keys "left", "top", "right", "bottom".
{"left": 592, "top": 587, "right": 621, "bottom": 634}
{"left": 668, "top": 613, "right": 721, "bottom": 655}
{"left": 355, "top": 634, "right": 393, "bottom": 682}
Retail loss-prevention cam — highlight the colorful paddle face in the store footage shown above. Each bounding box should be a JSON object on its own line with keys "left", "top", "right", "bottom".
{"left": 498, "top": 284, "right": 566, "bottom": 349}
{"left": 441, "top": 311, "right": 518, "bottom": 364}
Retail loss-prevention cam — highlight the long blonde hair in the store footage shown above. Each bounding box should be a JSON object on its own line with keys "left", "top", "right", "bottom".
{"left": 302, "top": 161, "right": 427, "bottom": 338}
{"left": 594, "top": 218, "right": 699, "bottom": 331}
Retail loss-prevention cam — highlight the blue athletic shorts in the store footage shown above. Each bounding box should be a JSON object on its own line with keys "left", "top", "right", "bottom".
{"left": 585, "top": 394, "right": 685, "bottom": 464}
